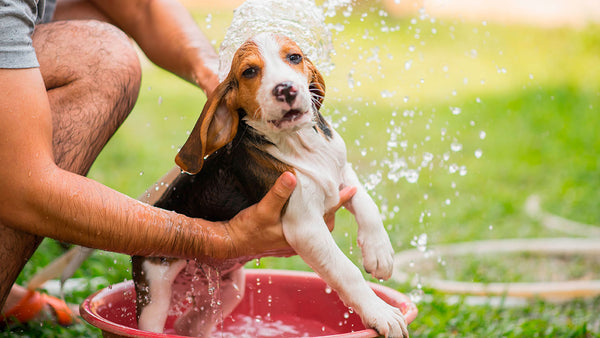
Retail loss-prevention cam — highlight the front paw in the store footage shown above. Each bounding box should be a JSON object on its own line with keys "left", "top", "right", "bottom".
{"left": 357, "top": 228, "right": 394, "bottom": 280}
{"left": 361, "top": 298, "right": 409, "bottom": 338}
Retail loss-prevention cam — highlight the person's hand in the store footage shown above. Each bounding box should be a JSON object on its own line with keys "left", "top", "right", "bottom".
{"left": 222, "top": 172, "right": 357, "bottom": 260}
{"left": 197, "top": 71, "right": 219, "bottom": 98}
{"left": 324, "top": 185, "right": 357, "bottom": 231}
{"left": 223, "top": 172, "right": 297, "bottom": 259}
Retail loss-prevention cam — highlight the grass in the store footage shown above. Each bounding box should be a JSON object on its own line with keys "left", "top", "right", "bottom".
{"left": 4, "top": 2, "right": 600, "bottom": 337}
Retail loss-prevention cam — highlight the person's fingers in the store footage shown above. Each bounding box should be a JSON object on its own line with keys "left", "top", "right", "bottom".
{"left": 257, "top": 172, "right": 296, "bottom": 216}
{"left": 339, "top": 185, "right": 357, "bottom": 206}
{"left": 324, "top": 185, "right": 357, "bottom": 231}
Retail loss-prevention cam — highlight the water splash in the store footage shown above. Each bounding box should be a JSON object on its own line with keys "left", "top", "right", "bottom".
{"left": 218, "top": 0, "right": 334, "bottom": 80}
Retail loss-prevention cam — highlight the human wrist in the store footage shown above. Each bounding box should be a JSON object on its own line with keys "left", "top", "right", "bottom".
{"left": 168, "top": 216, "right": 235, "bottom": 260}
{"left": 192, "top": 66, "right": 219, "bottom": 97}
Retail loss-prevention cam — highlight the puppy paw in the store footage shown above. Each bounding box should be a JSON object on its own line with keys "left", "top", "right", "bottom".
{"left": 357, "top": 228, "right": 394, "bottom": 280}
{"left": 361, "top": 298, "right": 409, "bottom": 338}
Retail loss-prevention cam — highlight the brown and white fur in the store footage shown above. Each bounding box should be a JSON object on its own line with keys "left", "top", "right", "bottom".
{"left": 132, "top": 32, "right": 408, "bottom": 337}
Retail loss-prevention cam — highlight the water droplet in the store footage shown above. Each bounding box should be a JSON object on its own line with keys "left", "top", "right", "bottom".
{"left": 450, "top": 106, "right": 461, "bottom": 115}
{"left": 205, "top": 13, "right": 212, "bottom": 29}
{"left": 450, "top": 141, "right": 463, "bottom": 152}
{"left": 158, "top": 96, "right": 163, "bottom": 105}
{"left": 380, "top": 90, "right": 393, "bottom": 98}
{"left": 410, "top": 233, "right": 428, "bottom": 252}
{"left": 325, "top": 286, "right": 332, "bottom": 294}
{"left": 364, "top": 172, "right": 382, "bottom": 191}
{"left": 405, "top": 169, "right": 419, "bottom": 183}
{"left": 409, "top": 288, "right": 424, "bottom": 303}
{"left": 474, "top": 149, "right": 483, "bottom": 158}
{"left": 404, "top": 59, "right": 413, "bottom": 70}
{"left": 479, "top": 131, "right": 487, "bottom": 139}
{"left": 347, "top": 72, "right": 354, "bottom": 88}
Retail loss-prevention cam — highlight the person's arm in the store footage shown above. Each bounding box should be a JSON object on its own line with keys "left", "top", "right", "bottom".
{"left": 88, "top": 0, "right": 220, "bottom": 95}
{"left": 0, "top": 68, "right": 294, "bottom": 260}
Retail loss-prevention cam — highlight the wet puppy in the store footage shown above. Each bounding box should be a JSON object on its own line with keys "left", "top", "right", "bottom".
{"left": 132, "top": 32, "right": 408, "bottom": 337}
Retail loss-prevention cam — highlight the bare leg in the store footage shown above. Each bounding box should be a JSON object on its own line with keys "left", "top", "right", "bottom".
{"left": 0, "top": 19, "right": 141, "bottom": 310}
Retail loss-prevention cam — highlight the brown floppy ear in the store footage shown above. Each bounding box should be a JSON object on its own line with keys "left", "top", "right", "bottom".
{"left": 306, "top": 58, "right": 326, "bottom": 111}
{"left": 175, "top": 82, "right": 239, "bottom": 174}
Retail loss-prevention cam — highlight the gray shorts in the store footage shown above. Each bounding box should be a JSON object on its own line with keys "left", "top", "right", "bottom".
{"left": 0, "top": 0, "right": 56, "bottom": 69}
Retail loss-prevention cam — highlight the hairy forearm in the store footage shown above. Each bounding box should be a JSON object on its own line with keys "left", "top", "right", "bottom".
{"left": 90, "top": 0, "right": 219, "bottom": 92}
{"left": 21, "top": 166, "right": 232, "bottom": 259}
{"left": 0, "top": 68, "right": 229, "bottom": 260}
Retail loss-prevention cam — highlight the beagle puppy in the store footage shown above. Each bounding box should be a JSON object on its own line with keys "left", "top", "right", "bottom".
{"left": 132, "top": 32, "right": 408, "bottom": 337}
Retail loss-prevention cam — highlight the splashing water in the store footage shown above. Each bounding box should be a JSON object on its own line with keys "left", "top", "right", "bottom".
{"left": 167, "top": 0, "right": 493, "bottom": 325}
{"left": 217, "top": 0, "right": 335, "bottom": 80}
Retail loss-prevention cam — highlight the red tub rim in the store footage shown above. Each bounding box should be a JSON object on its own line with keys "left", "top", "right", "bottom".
{"left": 80, "top": 269, "right": 417, "bottom": 338}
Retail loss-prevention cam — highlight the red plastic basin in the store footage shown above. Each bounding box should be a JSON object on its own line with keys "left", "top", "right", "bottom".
{"left": 80, "top": 269, "right": 417, "bottom": 338}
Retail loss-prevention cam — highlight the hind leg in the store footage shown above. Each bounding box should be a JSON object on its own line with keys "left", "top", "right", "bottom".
{"left": 174, "top": 267, "right": 245, "bottom": 336}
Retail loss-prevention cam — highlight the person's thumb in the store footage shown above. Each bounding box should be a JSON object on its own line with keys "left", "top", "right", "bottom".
{"left": 258, "top": 172, "right": 296, "bottom": 215}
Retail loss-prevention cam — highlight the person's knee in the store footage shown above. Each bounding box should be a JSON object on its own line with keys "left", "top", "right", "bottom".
{"left": 34, "top": 20, "right": 142, "bottom": 172}
{"left": 73, "top": 20, "right": 142, "bottom": 106}
{"left": 35, "top": 20, "right": 142, "bottom": 106}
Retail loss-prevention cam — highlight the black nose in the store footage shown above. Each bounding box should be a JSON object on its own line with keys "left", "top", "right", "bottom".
{"left": 272, "top": 81, "right": 297, "bottom": 104}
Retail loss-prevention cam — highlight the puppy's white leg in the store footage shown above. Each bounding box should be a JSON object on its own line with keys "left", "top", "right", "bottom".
{"left": 283, "top": 187, "right": 407, "bottom": 337}
{"left": 138, "top": 259, "right": 187, "bottom": 333}
{"left": 342, "top": 164, "right": 395, "bottom": 280}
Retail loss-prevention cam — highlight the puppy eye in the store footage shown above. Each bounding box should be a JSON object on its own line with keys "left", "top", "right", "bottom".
{"left": 287, "top": 53, "right": 303, "bottom": 65}
{"left": 242, "top": 66, "right": 258, "bottom": 79}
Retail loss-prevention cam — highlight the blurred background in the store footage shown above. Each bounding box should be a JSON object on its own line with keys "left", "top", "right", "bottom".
{"left": 7, "top": 0, "right": 600, "bottom": 337}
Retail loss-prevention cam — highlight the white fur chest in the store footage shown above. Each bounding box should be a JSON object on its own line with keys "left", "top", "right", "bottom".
{"left": 265, "top": 126, "right": 347, "bottom": 213}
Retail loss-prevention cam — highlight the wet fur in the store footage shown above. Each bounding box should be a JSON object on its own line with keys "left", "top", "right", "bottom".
{"left": 132, "top": 33, "right": 406, "bottom": 337}
{"left": 132, "top": 119, "right": 296, "bottom": 317}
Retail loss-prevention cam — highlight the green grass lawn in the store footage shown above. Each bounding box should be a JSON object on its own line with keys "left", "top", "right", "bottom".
{"left": 4, "top": 3, "right": 600, "bottom": 337}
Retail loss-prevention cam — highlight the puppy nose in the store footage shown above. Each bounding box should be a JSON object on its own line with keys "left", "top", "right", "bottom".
{"left": 272, "top": 81, "right": 297, "bottom": 104}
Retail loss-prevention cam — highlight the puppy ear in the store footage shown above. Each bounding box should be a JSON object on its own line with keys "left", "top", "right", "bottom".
{"left": 306, "top": 58, "right": 326, "bottom": 111}
{"left": 175, "top": 82, "right": 239, "bottom": 174}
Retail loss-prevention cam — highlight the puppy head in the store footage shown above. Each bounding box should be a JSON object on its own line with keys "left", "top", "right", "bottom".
{"left": 176, "top": 33, "right": 325, "bottom": 174}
